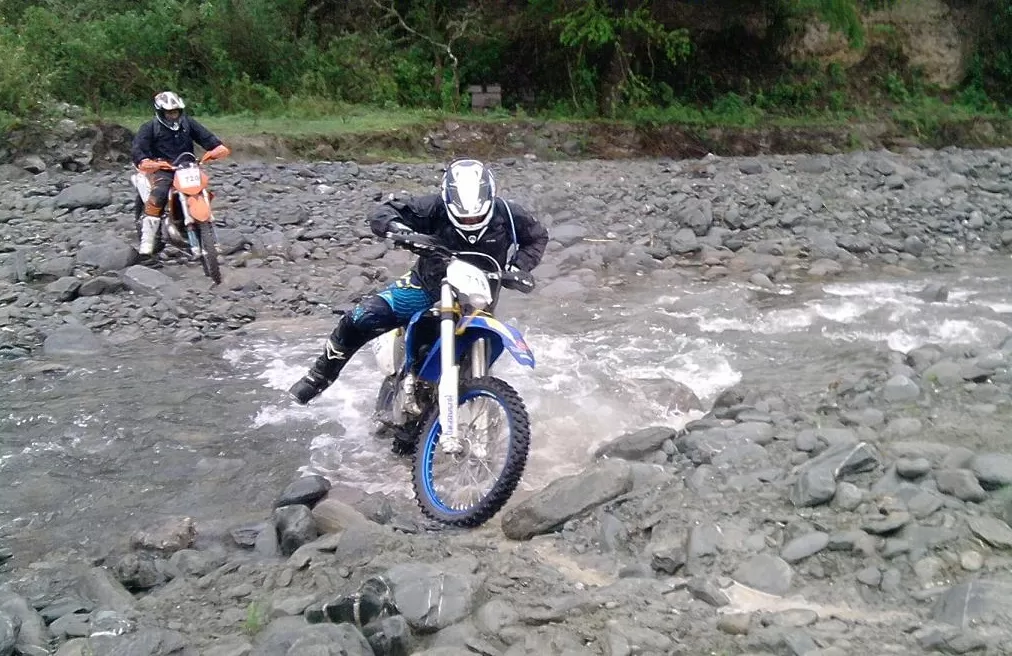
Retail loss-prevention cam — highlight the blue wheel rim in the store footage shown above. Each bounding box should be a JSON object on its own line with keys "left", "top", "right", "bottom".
{"left": 420, "top": 388, "right": 511, "bottom": 515}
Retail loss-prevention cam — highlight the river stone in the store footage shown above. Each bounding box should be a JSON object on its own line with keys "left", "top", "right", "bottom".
{"left": 275, "top": 475, "right": 332, "bottom": 508}
{"left": 790, "top": 442, "right": 880, "bottom": 507}
{"left": 76, "top": 567, "right": 135, "bottom": 613}
{"left": 882, "top": 375, "right": 920, "bottom": 402}
{"left": 0, "top": 611, "right": 19, "bottom": 656}
{"left": 121, "top": 265, "right": 182, "bottom": 299}
{"left": 76, "top": 239, "right": 138, "bottom": 272}
{"left": 130, "top": 516, "right": 196, "bottom": 553}
{"left": 251, "top": 619, "right": 372, "bottom": 656}
{"left": 594, "top": 426, "right": 679, "bottom": 461}
{"left": 274, "top": 505, "right": 318, "bottom": 556}
{"left": 967, "top": 516, "right": 1012, "bottom": 549}
{"left": 934, "top": 580, "right": 1012, "bottom": 629}
{"left": 935, "top": 469, "right": 988, "bottom": 502}
{"left": 970, "top": 453, "right": 1012, "bottom": 489}
{"left": 781, "top": 532, "right": 830, "bottom": 562}
{"left": 43, "top": 324, "right": 105, "bottom": 356}
{"left": 733, "top": 554, "right": 794, "bottom": 595}
{"left": 385, "top": 563, "right": 479, "bottom": 632}
{"left": 55, "top": 183, "right": 112, "bottom": 209}
{"left": 0, "top": 595, "right": 48, "bottom": 656}
{"left": 46, "top": 276, "right": 81, "bottom": 301}
{"left": 501, "top": 460, "right": 633, "bottom": 540}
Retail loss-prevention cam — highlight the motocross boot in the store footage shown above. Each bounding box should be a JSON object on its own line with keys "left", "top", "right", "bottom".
{"left": 139, "top": 199, "right": 163, "bottom": 256}
{"left": 289, "top": 336, "right": 348, "bottom": 405}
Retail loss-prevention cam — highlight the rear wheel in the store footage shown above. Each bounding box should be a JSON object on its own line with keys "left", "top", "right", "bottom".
{"left": 412, "top": 376, "right": 530, "bottom": 527}
{"left": 197, "top": 221, "right": 222, "bottom": 284}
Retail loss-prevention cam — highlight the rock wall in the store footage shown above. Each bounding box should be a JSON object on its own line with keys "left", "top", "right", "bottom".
{"left": 788, "top": 0, "right": 985, "bottom": 87}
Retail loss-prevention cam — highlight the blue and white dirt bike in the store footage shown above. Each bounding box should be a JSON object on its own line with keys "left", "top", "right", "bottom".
{"left": 372, "top": 233, "right": 537, "bottom": 527}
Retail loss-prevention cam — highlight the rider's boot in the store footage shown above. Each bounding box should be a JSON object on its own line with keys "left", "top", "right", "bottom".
{"left": 139, "top": 199, "right": 162, "bottom": 256}
{"left": 289, "top": 335, "right": 348, "bottom": 405}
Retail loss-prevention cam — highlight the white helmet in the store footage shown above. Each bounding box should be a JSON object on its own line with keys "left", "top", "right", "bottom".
{"left": 441, "top": 159, "right": 496, "bottom": 232}
{"left": 153, "top": 91, "right": 186, "bottom": 131}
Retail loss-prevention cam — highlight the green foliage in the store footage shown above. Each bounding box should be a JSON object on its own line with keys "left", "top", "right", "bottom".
{"left": 0, "top": 24, "right": 50, "bottom": 117}
{"left": 0, "top": 0, "right": 1007, "bottom": 133}
{"left": 791, "top": 0, "right": 865, "bottom": 48}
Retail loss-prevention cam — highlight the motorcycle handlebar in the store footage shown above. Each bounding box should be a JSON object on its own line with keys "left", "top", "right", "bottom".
{"left": 386, "top": 232, "right": 536, "bottom": 294}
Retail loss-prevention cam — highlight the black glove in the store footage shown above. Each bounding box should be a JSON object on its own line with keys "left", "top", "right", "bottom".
{"left": 502, "top": 267, "right": 536, "bottom": 293}
{"left": 386, "top": 221, "right": 413, "bottom": 236}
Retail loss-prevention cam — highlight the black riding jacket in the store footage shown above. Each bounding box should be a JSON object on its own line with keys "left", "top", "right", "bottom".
{"left": 131, "top": 116, "right": 223, "bottom": 166}
{"left": 370, "top": 194, "right": 549, "bottom": 293}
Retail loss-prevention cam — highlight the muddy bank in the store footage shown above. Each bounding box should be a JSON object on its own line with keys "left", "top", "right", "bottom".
{"left": 219, "top": 116, "right": 1012, "bottom": 165}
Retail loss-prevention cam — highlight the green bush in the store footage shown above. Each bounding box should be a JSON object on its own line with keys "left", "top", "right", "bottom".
{"left": 0, "top": 25, "right": 50, "bottom": 116}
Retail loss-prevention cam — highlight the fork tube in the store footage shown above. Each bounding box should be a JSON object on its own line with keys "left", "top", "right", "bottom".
{"left": 437, "top": 282, "right": 459, "bottom": 441}
{"left": 471, "top": 338, "right": 487, "bottom": 378}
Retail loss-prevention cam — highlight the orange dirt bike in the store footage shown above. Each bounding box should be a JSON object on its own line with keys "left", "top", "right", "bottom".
{"left": 131, "top": 151, "right": 225, "bottom": 284}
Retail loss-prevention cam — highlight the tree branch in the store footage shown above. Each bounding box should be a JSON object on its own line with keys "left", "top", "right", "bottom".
{"left": 370, "top": 0, "right": 458, "bottom": 69}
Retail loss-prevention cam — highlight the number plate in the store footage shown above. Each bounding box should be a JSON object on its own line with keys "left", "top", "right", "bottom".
{"left": 175, "top": 168, "right": 201, "bottom": 188}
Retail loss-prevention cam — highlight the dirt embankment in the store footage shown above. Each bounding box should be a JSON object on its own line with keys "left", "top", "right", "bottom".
{"left": 223, "top": 117, "right": 1012, "bottom": 165}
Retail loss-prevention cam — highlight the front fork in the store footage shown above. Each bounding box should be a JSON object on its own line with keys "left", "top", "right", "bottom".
{"left": 437, "top": 283, "right": 491, "bottom": 455}
{"left": 437, "top": 282, "right": 462, "bottom": 453}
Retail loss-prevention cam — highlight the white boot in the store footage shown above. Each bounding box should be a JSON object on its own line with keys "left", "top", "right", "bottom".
{"left": 139, "top": 216, "right": 160, "bottom": 255}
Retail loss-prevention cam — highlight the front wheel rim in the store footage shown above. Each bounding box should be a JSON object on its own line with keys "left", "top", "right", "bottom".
{"left": 420, "top": 390, "right": 512, "bottom": 515}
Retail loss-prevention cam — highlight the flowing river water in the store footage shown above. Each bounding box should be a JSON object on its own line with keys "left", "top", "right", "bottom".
{"left": 3, "top": 260, "right": 1012, "bottom": 562}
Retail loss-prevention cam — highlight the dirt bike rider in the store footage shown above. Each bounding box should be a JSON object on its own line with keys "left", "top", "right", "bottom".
{"left": 290, "top": 157, "right": 549, "bottom": 405}
{"left": 130, "top": 91, "right": 231, "bottom": 256}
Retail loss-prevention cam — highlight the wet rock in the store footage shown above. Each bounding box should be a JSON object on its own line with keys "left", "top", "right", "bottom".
{"left": 168, "top": 549, "right": 226, "bottom": 578}
{"left": 594, "top": 426, "right": 678, "bottom": 461}
{"left": 78, "top": 275, "right": 124, "bottom": 296}
{"left": 633, "top": 378, "right": 703, "bottom": 413}
{"left": 55, "top": 183, "right": 112, "bottom": 209}
{"left": 934, "top": 580, "right": 1012, "bottom": 629}
{"left": 76, "top": 239, "right": 139, "bottom": 272}
{"left": 274, "top": 504, "right": 318, "bottom": 556}
{"left": 203, "top": 639, "right": 253, "bottom": 656}
{"left": 0, "top": 611, "right": 19, "bottom": 656}
{"left": 960, "top": 550, "right": 984, "bottom": 571}
{"left": 230, "top": 521, "right": 269, "bottom": 548}
{"left": 781, "top": 531, "right": 830, "bottom": 562}
{"left": 687, "top": 579, "right": 730, "bottom": 607}
{"left": 967, "top": 516, "right": 1012, "bottom": 549}
{"left": 883, "top": 375, "right": 920, "bottom": 402}
{"left": 935, "top": 469, "right": 988, "bottom": 503}
{"left": 717, "top": 612, "right": 753, "bottom": 635}
{"left": 252, "top": 619, "right": 373, "bottom": 656}
{"left": 275, "top": 475, "right": 332, "bottom": 509}
{"left": 362, "top": 614, "right": 412, "bottom": 656}
{"left": 121, "top": 265, "right": 182, "bottom": 299}
{"left": 112, "top": 552, "right": 170, "bottom": 591}
{"left": 502, "top": 459, "right": 632, "bottom": 540}
{"left": 897, "top": 457, "right": 932, "bottom": 479}
{"left": 862, "top": 510, "right": 912, "bottom": 535}
{"left": 0, "top": 595, "right": 49, "bottom": 656}
{"left": 77, "top": 567, "right": 136, "bottom": 612}
{"left": 311, "top": 493, "right": 373, "bottom": 534}
{"left": 130, "top": 516, "right": 196, "bottom": 553}
{"left": 550, "top": 223, "right": 587, "bottom": 247}
{"left": 831, "top": 482, "right": 864, "bottom": 511}
{"left": 790, "top": 441, "right": 880, "bottom": 507}
{"left": 43, "top": 324, "right": 105, "bottom": 356}
{"left": 45, "top": 276, "right": 81, "bottom": 301}
{"left": 969, "top": 453, "right": 1012, "bottom": 489}
{"left": 733, "top": 554, "right": 794, "bottom": 595}
{"left": 386, "top": 563, "right": 479, "bottom": 632}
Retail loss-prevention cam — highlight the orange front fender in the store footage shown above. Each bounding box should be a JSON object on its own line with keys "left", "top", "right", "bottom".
{"left": 186, "top": 194, "right": 212, "bottom": 222}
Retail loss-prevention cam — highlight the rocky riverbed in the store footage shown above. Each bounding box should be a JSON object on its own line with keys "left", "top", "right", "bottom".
{"left": 3, "top": 146, "right": 1012, "bottom": 655}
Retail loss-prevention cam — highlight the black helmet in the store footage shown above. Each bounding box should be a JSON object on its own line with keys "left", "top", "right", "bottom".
{"left": 441, "top": 158, "right": 496, "bottom": 232}
{"left": 153, "top": 91, "right": 186, "bottom": 131}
